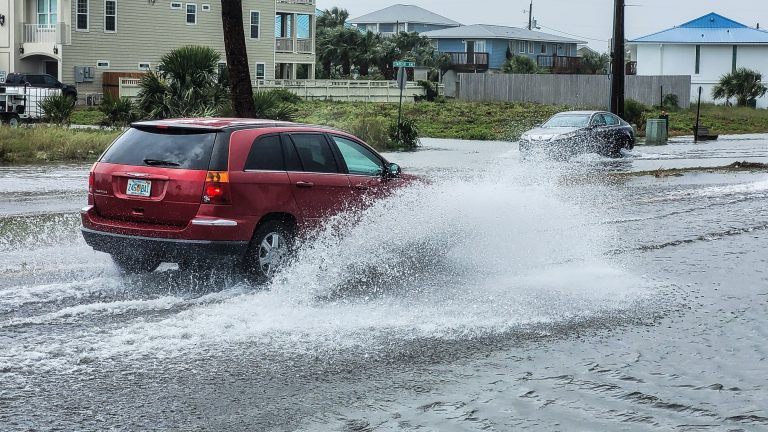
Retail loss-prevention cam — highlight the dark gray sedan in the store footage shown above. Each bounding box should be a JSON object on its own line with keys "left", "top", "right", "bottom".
{"left": 519, "top": 111, "right": 635, "bottom": 158}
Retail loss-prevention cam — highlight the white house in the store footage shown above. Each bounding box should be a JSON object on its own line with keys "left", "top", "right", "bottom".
{"left": 629, "top": 13, "right": 768, "bottom": 108}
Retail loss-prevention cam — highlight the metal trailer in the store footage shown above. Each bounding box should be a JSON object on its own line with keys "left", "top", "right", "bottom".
{"left": 0, "top": 85, "right": 62, "bottom": 126}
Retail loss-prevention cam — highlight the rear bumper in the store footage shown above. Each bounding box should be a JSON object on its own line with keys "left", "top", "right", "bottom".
{"left": 81, "top": 227, "right": 249, "bottom": 262}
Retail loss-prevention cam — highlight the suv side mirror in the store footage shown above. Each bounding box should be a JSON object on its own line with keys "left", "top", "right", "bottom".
{"left": 387, "top": 163, "right": 401, "bottom": 178}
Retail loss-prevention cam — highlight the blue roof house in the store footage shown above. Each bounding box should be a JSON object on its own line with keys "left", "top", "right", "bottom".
{"left": 629, "top": 13, "right": 768, "bottom": 108}
{"left": 421, "top": 24, "right": 584, "bottom": 73}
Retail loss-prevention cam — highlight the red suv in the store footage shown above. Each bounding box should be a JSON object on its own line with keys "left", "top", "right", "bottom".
{"left": 81, "top": 118, "right": 404, "bottom": 279}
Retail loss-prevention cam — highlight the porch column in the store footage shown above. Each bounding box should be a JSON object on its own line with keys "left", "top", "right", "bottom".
{"left": 291, "top": 63, "right": 297, "bottom": 80}
{"left": 292, "top": 14, "right": 297, "bottom": 53}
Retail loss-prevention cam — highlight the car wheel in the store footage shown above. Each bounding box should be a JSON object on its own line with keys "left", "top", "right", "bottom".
{"left": 111, "top": 254, "right": 161, "bottom": 274}
{"left": 243, "top": 220, "right": 293, "bottom": 281}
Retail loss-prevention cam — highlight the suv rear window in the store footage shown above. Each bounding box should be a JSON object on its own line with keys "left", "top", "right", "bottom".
{"left": 101, "top": 127, "right": 218, "bottom": 170}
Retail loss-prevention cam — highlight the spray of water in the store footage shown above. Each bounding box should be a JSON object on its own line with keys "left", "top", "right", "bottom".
{"left": 98, "top": 161, "right": 655, "bottom": 356}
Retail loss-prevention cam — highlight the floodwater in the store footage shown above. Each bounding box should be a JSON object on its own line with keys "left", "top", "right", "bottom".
{"left": 1, "top": 134, "right": 767, "bottom": 431}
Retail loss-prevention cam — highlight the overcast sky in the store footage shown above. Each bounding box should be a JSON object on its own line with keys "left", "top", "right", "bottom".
{"left": 316, "top": 0, "right": 768, "bottom": 51}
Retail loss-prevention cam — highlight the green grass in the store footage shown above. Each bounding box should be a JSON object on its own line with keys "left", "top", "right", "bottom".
{"left": 70, "top": 108, "right": 107, "bottom": 126}
{"left": 664, "top": 104, "right": 768, "bottom": 136}
{"left": 0, "top": 126, "right": 120, "bottom": 164}
{"left": 295, "top": 100, "right": 572, "bottom": 147}
{"left": 4, "top": 100, "right": 768, "bottom": 164}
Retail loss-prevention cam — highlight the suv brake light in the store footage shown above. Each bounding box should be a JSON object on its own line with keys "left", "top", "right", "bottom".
{"left": 88, "top": 170, "right": 95, "bottom": 193}
{"left": 202, "top": 171, "right": 231, "bottom": 205}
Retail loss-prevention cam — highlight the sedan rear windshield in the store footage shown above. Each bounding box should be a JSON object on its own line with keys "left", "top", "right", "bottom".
{"left": 100, "top": 127, "right": 218, "bottom": 170}
{"left": 543, "top": 114, "right": 591, "bottom": 128}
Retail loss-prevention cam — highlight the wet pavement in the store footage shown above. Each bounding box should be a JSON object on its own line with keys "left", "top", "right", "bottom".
{"left": 1, "top": 134, "right": 767, "bottom": 431}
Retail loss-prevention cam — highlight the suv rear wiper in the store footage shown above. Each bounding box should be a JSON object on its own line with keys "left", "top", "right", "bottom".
{"left": 143, "top": 158, "right": 180, "bottom": 167}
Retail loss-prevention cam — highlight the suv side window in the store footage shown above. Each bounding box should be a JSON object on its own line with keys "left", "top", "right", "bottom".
{"left": 603, "top": 114, "right": 620, "bottom": 126}
{"left": 331, "top": 135, "right": 384, "bottom": 176}
{"left": 25, "top": 75, "right": 45, "bottom": 86}
{"left": 244, "top": 135, "right": 284, "bottom": 171}
{"left": 289, "top": 134, "right": 340, "bottom": 174}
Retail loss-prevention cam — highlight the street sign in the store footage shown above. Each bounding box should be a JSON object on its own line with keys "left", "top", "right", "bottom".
{"left": 393, "top": 61, "right": 416, "bottom": 68}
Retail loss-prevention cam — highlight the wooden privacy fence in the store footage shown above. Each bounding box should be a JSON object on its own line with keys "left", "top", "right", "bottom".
{"left": 456, "top": 74, "right": 691, "bottom": 109}
{"left": 102, "top": 72, "right": 146, "bottom": 100}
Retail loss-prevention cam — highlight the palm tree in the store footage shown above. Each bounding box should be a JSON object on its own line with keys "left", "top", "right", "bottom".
{"left": 713, "top": 68, "right": 768, "bottom": 107}
{"left": 353, "top": 31, "right": 380, "bottom": 76}
{"left": 317, "top": 7, "right": 349, "bottom": 29}
{"left": 137, "top": 46, "right": 228, "bottom": 119}
{"left": 221, "top": 0, "right": 256, "bottom": 117}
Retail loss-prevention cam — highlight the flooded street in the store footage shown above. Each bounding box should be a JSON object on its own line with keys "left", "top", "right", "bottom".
{"left": 1, "top": 135, "right": 767, "bottom": 431}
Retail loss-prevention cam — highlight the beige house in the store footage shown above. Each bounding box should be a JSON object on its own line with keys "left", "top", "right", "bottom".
{"left": 0, "top": 0, "right": 316, "bottom": 99}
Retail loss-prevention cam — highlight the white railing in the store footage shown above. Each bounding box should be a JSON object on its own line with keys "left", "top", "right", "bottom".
{"left": 119, "top": 78, "right": 143, "bottom": 98}
{"left": 276, "top": 38, "right": 293, "bottom": 52}
{"left": 277, "top": 0, "right": 314, "bottom": 4}
{"left": 24, "top": 24, "right": 58, "bottom": 44}
{"left": 254, "top": 79, "right": 431, "bottom": 103}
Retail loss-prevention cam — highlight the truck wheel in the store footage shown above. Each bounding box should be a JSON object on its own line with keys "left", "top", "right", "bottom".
{"left": 243, "top": 220, "right": 294, "bottom": 282}
{"left": 7, "top": 115, "right": 20, "bottom": 128}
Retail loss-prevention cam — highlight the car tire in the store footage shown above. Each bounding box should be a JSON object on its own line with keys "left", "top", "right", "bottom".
{"left": 243, "top": 220, "right": 294, "bottom": 282}
{"left": 4, "top": 115, "right": 21, "bottom": 128}
{"left": 111, "top": 254, "right": 161, "bottom": 274}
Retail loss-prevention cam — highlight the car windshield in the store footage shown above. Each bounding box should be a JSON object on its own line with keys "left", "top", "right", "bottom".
{"left": 542, "top": 114, "right": 591, "bottom": 128}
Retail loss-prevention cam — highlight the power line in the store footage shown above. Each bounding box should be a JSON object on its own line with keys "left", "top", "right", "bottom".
{"left": 538, "top": 25, "right": 609, "bottom": 42}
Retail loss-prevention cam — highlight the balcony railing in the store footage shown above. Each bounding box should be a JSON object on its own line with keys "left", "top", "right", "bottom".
{"left": 276, "top": 38, "right": 293, "bottom": 52}
{"left": 296, "top": 38, "right": 312, "bottom": 53}
{"left": 537, "top": 55, "right": 582, "bottom": 74}
{"left": 277, "top": 0, "right": 314, "bottom": 4}
{"left": 445, "top": 52, "right": 489, "bottom": 72}
{"left": 23, "top": 24, "right": 58, "bottom": 44}
{"left": 276, "top": 38, "right": 313, "bottom": 53}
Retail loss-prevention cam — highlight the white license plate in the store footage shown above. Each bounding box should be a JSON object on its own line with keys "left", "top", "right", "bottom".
{"left": 126, "top": 179, "right": 151, "bottom": 197}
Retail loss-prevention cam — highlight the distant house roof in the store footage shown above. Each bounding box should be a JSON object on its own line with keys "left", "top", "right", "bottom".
{"left": 630, "top": 13, "right": 768, "bottom": 44}
{"left": 349, "top": 4, "right": 461, "bottom": 26}
{"left": 421, "top": 24, "right": 584, "bottom": 44}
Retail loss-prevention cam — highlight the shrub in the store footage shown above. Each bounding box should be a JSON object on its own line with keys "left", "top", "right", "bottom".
{"left": 415, "top": 80, "right": 439, "bottom": 102}
{"left": 343, "top": 115, "right": 392, "bottom": 149}
{"left": 137, "top": 45, "right": 228, "bottom": 119}
{"left": 624, "top": 99, "right": 648, "bottom": 129}
{"left": 40, "top": 94, "right": 76, "bottom": 125}
{"left": 268, "top": 88, "right": 303, "bottom": 104}
{"left": 252, "top": 90, "right": 299, "bottom": 121}
{"left": 100, "top": 94, "right": 139, "bottom": 127}
{"left": 388, "top": 118, "right": 419, "bottom": 150}
{"left": 662, "top": 94, "right": 680, "bottom": 110}
{"left": 502, "top": 56, "right": 539, "bottom": 74}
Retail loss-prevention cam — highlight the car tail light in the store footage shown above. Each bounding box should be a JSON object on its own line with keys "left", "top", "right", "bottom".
{"left": 202, "top": 171, "right": 231, "bottom": 205}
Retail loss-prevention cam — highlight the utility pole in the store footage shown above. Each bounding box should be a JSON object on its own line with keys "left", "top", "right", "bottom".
{"left": 610, "top": 0, "right": 625, "bottom": 119}
{"left": 528, "top": 1, "right": 533, "bottom": 30}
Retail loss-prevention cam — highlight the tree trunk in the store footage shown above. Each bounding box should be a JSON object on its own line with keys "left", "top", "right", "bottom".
{"left": 221, "top": 0, "right": 256, "bottom": 118}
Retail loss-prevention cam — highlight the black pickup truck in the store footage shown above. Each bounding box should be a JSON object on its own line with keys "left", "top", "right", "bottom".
{"left": 3, "top": 73, "right": 77, "bottom": 99}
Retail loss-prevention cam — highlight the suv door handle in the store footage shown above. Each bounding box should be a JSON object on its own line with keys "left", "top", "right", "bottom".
{"left": 354, "top": 185, "right": 369, "bottom": 191}
{"left": 296, "top": 181, "right": 314, "bottom": 188}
